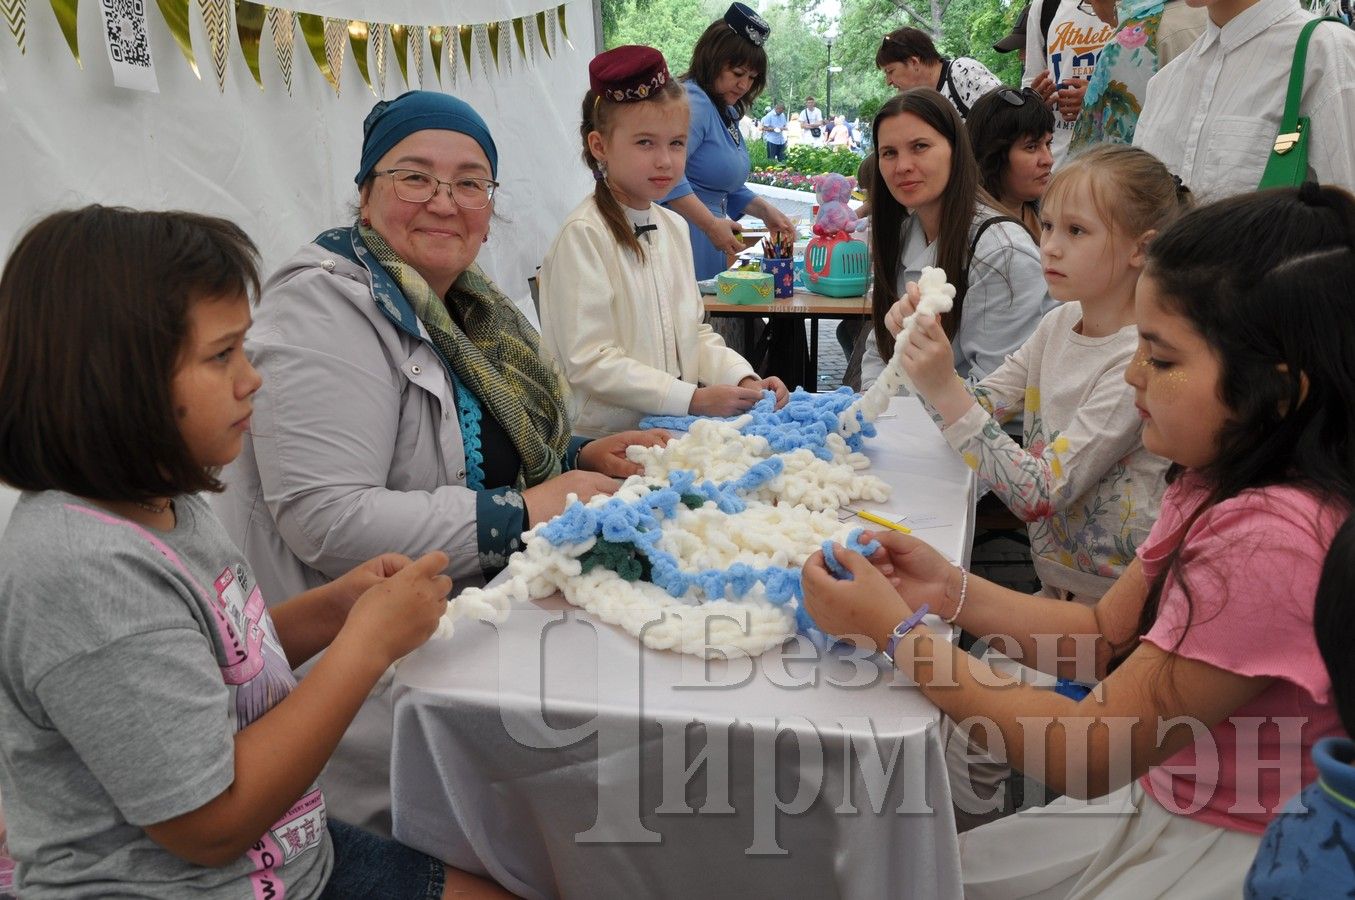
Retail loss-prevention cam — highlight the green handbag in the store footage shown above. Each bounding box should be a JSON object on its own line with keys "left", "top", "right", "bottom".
{"left": 1257, "top": 17, "right": 1346, "bottom": 190}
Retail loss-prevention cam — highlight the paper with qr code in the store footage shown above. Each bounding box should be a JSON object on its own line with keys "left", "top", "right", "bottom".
{"left": 98, "top": 0, "right": 158, "bottom": 92}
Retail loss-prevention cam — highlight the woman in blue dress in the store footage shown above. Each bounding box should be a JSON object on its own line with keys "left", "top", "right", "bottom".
{"left": 662, "top": 3, "right": 794, "bottom": 279}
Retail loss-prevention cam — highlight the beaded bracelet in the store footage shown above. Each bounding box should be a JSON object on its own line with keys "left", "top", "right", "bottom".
{"left": 944, "top": 566, "right": 969, "bottom": 624}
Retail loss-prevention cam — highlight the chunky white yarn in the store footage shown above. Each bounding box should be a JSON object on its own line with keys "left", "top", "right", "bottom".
{"left": 430, "top": 266, "right": 958, "bottom": 658}
{"left": 840, "top": 265, "right": 956, "bottom": 435}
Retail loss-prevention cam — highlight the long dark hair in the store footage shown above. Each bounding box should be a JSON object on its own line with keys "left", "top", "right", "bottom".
{"left": 1124, "top": 185, "right": 1355, "bottom": 660}
{"left": 580, "top": 75, "right": 687, "bottom": 260}
{"left": 683, "top": 19, "right": 767, "bottom": 121}
{"left": 869, "top": 88, "right": 987, "bottom": 361}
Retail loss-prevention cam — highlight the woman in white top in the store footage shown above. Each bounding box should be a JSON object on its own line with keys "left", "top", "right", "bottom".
{"left": 860, "top": 88, "right": 1053, "bottom": 392}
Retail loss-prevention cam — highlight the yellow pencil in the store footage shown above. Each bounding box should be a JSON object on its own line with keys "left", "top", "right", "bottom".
{"left": 852, "top": 509, "right": 912, "bottom": 534}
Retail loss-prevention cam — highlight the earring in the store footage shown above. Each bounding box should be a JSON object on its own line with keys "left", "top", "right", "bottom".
{"left": 360, "top": 215, "right": 371, "bottom": 226}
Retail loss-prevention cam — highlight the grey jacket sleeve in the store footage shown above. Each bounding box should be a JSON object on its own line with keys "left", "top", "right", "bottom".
{"left": 246, "top": 267, "right": 483, "bottom": 583}
{"left": 952, "top": 222, "right": 1052, "bottom": 384}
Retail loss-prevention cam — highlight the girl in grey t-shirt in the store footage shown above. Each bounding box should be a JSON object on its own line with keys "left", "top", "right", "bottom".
{"left": 0, "top": 207, "right": 507, "bottom": 898}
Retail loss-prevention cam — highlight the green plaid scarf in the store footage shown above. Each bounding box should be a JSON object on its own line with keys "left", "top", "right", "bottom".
{"left": 358, "top": 224, "right": 570, "bottom": 488}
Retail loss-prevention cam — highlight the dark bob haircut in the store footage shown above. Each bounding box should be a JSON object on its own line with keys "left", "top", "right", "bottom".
{"left": 683, "top": 18, "right": 768, "bottom": 119}
{"left": 0, "top": 205, "right": 260, "bottom": 503}
{"left": 876, "top": 27, "right": 943, "bottom": 68}
{"left": 966, "top": 86, "right": 1055, "bottom": 203}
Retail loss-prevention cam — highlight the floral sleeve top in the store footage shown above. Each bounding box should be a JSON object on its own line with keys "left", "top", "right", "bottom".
{"left": 933, "top": 302, "right": 1170, "bottom": 600}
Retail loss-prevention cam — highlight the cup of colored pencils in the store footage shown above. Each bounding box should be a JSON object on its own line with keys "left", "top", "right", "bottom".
{"left": 760, "top": 231, "right": 795, "bottom": 298}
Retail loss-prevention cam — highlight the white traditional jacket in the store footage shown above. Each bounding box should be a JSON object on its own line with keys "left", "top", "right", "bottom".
{"left": 539, "top": 196, "right": 756, "bottom": 437}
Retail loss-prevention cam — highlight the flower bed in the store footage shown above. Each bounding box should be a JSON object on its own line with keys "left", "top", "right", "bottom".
{"left": 748, "top": 168, "right": 818, "bottom": 191}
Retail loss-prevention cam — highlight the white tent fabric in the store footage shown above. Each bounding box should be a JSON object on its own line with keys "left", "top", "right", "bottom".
{"left": 0, "top": 1, "right": 598, "bottom": 533}
{"left": 0, "top": 0, "right": 596, "bottom": 317}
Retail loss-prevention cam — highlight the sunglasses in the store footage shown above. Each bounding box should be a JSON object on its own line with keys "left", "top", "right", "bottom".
{"left": 996, "top": 87, "right": 1041, "bottom": 107}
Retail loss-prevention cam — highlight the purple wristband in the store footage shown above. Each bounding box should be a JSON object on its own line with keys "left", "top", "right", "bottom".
{"left": 883, "top": 603, "right": 930, "bottom": 665}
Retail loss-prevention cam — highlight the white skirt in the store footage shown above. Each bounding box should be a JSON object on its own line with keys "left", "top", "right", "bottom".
{"left": 959, "top": 781, "right": 1262, "bottom": 899}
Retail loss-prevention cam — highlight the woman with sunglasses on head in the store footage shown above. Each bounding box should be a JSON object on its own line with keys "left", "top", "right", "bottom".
{"left": 967, "top": 86, "right": 1056, "bottom": 241}
{"left": 214, "top": 90, "right": 669, "bottom": 835}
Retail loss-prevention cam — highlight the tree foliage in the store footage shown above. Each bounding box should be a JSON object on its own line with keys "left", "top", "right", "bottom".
{"left": 601, "top": 0, "right": 1027, "bottom": 123}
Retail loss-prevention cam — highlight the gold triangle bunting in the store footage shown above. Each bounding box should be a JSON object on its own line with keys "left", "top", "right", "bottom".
{"left": 20, "top": 1, "right": 574, "bottom": 92}
{"left": 235, "top": 0, "right": 264, "bottom": 88}
{"left": 428, "top": 25, "right": 444, "bottom": 86}
{"left": 348, "top": 20, "right": 373, "bottom": 94}
{"left": 536, "top": 10, "right": 550, "bottom": 59}
{"left": 156, "top": 0, "right": 196, "bottom": 77}
{"left": 3, "top": 0, "right": 26, "bottom": 53}
{"left": 49, "top": 0, "right": 79, "bottom": 66}
{"left": 296, "top": 13, "right": 331, "bottom": 94}
{"left": 458, "top": 23, "right": 472, "bottom": 80}
{"left": 556, "top": 4, "right": 571, "bottom": 51}
{"left": 267, "top": 5, "right": 294, "bottom": 95}
{"left": 389, "top": 22, "right": 408, "bottom": 86}
{"left": 200, "top": 0, "right": 229, "bottom": 92}
{"left": 486, "top": 21, "right": 499, "bottom": 71}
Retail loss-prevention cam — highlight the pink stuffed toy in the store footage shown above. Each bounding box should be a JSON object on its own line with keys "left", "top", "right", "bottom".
{"left": 811, "top": 173, "right": 865, "bottom": 238}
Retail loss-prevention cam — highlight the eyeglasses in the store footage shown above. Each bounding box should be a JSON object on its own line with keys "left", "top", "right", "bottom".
{"left": 996, "top": 87, "right": 1040, "bottom": 107}
{"left": 378, "top": 168, "right": 499, "bottom": 209}
{"left": 1076, "top": 0, "right": 1094, "bottom": 14}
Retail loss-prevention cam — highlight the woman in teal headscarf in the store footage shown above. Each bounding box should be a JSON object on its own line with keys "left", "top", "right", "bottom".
{"left": 217, "top": 90, "right": 667, "bottom": 832}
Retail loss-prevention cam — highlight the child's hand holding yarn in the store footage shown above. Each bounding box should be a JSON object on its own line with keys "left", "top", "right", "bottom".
{"left": 331, "top": 552, "right": 417, "bottom": 616}
{"left": 900, "top": 312, "right": 960, "bottom": 398}
{"left": 740, "top": 375, "right": 790, "bottom": 408}
{"left": 339, "top": 550, "right": 454, "bottom": 665}
{"left": 802, "top": 542, "right": 911, "bottom": 649}
{"left": 864, "top": 531, "right": 962, "bottom": 614}
{"left": 689, "top": 383, "right": 765, "bottom": 417}
{"left": 884, "top": 281, "right": 923, "bottom": 337}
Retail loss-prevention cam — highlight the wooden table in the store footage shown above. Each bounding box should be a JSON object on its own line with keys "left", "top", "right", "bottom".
{"left": 703, "top": 289, "right": 870, "bottom": 389}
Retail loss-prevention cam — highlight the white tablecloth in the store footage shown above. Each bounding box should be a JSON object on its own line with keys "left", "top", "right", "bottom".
{"left": 390, "top": 397, "right": 976, "bottom": 899}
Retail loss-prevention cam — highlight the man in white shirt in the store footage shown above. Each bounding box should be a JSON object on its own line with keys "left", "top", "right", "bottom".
{"left": 801, "top": 96, "right": 825, "bottom": 145}
{"left": 1133, "top": 0, "right": 1355, "bottom": 200}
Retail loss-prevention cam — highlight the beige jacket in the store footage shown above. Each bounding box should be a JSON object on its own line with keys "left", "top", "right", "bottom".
{"left": 538, "top": 198, "right": 755, "bottom": 437}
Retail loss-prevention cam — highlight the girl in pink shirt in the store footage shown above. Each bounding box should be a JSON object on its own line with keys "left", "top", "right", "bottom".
{"left": 802, "top": 182, "right": 1355, "bottom": 898}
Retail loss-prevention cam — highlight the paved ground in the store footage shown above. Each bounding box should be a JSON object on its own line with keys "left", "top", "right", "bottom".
{"left": 814, "top": 318, "right": 850, "bottom": 389}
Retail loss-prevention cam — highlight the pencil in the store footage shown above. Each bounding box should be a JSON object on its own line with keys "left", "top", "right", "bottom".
{"left": 852, "top": 509, "right": 912, "bottom": 534}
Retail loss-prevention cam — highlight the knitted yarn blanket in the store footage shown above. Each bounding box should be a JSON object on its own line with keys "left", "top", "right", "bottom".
{"left": 436, "top": 267, "right": 954, "bottom": 658}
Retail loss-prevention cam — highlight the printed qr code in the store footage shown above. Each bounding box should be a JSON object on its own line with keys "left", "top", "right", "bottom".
{"left": 102, "top": 0, "right": 151, "bottom": 68}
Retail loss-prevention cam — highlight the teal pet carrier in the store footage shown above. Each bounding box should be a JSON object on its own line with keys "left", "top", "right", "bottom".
{"left": 804, "top": 234, "right": 868, "bottom": 298}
